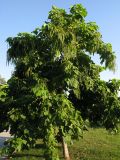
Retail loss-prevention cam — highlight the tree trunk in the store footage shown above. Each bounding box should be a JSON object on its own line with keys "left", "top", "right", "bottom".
{"left": 62, "top": 137, "right": 71, "bottom": 160}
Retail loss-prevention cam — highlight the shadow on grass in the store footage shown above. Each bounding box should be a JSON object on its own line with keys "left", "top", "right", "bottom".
{"left": 34, "top": 143, "right": 45, "bottom": 149}
{"left": 12, "top": 154, "right": 44, "bottom": 158}
{"left": 11, "top": 143, "right": 45, "bottom": 159}
{"left": 11, "top": 143, "right": 63, "bottom": 159}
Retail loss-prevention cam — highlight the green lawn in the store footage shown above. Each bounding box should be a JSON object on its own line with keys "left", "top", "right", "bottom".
{"left": 70, "top": 128, "right": 120, "bottom": 160}
{"left": 1, "top": 128, "right": 120, "bottom": 160}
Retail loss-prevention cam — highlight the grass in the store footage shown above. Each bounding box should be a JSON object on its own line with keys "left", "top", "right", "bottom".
{"left": 70, "top": 128, "right": 120, "bottom": 160}
{"left": 1, "top": 128, "right": 120, "bottom": 160}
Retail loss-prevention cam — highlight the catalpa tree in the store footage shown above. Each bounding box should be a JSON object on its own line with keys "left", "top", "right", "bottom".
{"left": 3, "top": 4, "right": 120, "bottom": 160}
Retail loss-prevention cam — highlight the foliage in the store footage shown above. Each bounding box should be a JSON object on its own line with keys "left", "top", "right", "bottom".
{"left": 69, "top": 79, "right": 120, "bottom": 131}
{"left": 2, "top": 3, "right": 120, "bottom": 160}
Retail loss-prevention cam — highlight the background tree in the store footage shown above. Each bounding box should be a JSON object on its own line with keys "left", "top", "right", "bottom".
{"left": 0, "top": 75, "right": 7, "bottom": 131}
{"left": 0, "top": 75, "right": 6, "bottom": 85}
{"left": 0, "top": 80, "right": 9, "bottom": 132}
{"left": 3, "top": 4, "right": 120, "bottom": 160}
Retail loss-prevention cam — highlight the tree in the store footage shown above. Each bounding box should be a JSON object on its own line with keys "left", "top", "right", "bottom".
{"left": 70, "top": 78, "right": 120, "bottom": 131}
{"left": 4, "top": 4, "right": 120, "bottom": 160}
{"left": 0, "top": 83, "right": 9, "bottom": 132}
{"left": 0, "top": 75, "right": 8, "bottom": 132}
{"left": 0, "top": 75, "right": 6, "bottom": 85}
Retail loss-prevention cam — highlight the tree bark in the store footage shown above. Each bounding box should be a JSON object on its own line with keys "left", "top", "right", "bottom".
{"left": 62, "top": 137, "right": 71, "bottom": 160}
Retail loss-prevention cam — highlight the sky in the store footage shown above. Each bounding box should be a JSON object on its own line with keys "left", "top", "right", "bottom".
{"left": 0, "top": 0, "right": 120, "bottom": 81}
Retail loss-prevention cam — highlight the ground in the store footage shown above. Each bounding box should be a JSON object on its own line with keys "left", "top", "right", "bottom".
{"left": 0, "top": 128, "right": 120, "bottom": 160}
